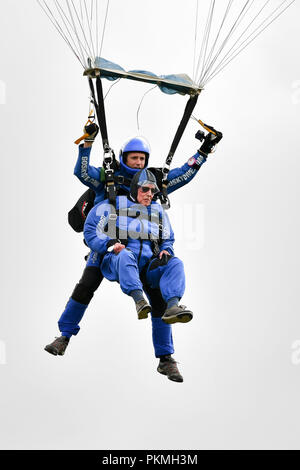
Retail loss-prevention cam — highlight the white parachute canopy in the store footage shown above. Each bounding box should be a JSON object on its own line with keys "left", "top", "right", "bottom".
{"left": 37, "top": 0, "right": 295, "bottom": 91}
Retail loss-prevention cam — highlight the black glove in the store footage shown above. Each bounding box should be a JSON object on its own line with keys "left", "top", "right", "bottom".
{"left": 199, "top": 128, "right": 223, "bottom": 155}
{"left": 84, "top": 123, "right": 99, "bottom": 143}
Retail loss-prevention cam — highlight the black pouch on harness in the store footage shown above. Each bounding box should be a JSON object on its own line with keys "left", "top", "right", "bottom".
{"left": 148, "top": 253, "right": 173, "bottom": 271}
{"left": 68, "top": 188, "right": 95, "bottom": 233}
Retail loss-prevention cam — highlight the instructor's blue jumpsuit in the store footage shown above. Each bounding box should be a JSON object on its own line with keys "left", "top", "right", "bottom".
{"left": 58, "top": 145, "right": 206, "bottom": 357}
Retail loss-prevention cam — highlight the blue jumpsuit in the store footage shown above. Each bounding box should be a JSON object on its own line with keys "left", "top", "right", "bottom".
{"left": 58, "top": 145, "right": 206, "bottom": 357}
{"left": 84, "top": 196, "right": 186, "bottom": 304}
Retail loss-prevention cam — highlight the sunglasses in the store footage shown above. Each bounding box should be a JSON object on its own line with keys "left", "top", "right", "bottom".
{"left": 140, "top": 186, "right": 157, "bottom": 195}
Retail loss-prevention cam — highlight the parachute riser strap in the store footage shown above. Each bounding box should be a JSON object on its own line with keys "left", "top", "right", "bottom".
{"left": 95, "top": 76, "right": 110, "bottom": 150}
{"left": 88, "top": 78, "right": 99, "bottom": 121}
{"left": 88, "top": 77, "right": 110, "bottom": 149}
{"left": 160, "top": 94, "right": 199, "bottom": 209}
{"left": 88, "top": 75, "right": 117, "bottom": 204}
{"left": 167, "top": 94, "right": 199, "bottom": 159}
{"left": 96, "top": 76, "right": 117, "bottom": 204}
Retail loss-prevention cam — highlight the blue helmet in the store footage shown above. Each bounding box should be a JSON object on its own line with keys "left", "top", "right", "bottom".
{"left": 119, "top": 136, "right": 150, "bottom": 170}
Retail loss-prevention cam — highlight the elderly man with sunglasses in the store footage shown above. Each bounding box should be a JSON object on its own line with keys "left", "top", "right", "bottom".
{"left": 84, "top": 169, "right": 193, "bottom": 328}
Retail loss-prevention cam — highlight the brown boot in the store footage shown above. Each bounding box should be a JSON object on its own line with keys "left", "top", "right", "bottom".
{"left": 44, "top": 336, "right": 70, "bottom": 356}
{"left": 162, "top": 305, "right": 193, "bottom": 324}
{"left": 157, "top": 355, "right": 183, "bottom": 382}
{"left": 135, "top": 299, "right": 151, "bottom": 320}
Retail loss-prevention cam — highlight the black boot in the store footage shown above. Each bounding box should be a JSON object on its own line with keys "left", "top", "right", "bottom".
{"left": 157, "top": 355, "right": 183, "bottom": 383}
{"left": 44, "top": 336, "right": 70, "bottom": 356}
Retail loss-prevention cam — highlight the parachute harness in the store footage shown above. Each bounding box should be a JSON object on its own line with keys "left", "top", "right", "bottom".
{"left": 79, "top": 71, "right": 206, "bottom": 211}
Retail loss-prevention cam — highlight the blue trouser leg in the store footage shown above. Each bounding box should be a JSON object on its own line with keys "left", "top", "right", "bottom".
{"left": 151, "top": 316, "right": 174, "bottom": 357}
{"left": 58, "top": 298, "right": 88, "bottom": 338}
{"left": 144, "top": 284, "right": 174, "bottom": 357}
{"left": 101, "top": 249, "right": 143, "bottom": 295}
{"left": 58, "top": 251, "right": 103, "bottom": 338}
{"left": 58, "top": 249, "right": 178, "bottom": 358}
{"left": 146, "top": 257, "right": 186, "bottom": 302}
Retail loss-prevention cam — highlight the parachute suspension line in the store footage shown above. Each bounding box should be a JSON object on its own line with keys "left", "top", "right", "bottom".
{"left": 192, "top": 0, "right": 199, "bottom": 84}
{"left": 53, "top": 0, "right": 90, "bottom": 67}
{"left": 104, "top": 78, "right": 121, "bottom": 101}
{"left": 53, "top": 0, "right": 90, "bottom": 63}
{"left": 193, "top": 0, "right": 295, "bottom": 89}
{"left": 79, "top": 0, "right": 84, "bottom": 23}
{"left": 95, "top": 0, "right": 99, "bottom": 58}
{"left": 202, "top": 0, "right": 296, "bottom": 86}
{"left": 202, "top": 0, "right": 216, "bottom": 80}
{"left": 37, "top": 0, "right": 110, "bottom": 70}
{"left": 199, "top": 0, "right": 235, "bottom": 85}
{"left": 200, "top": 0, "right": 251, "bottom": 87}
{"left": 202, "top": 0, "right": 271, "bottom": 85}
{"left": 82, "top": 0, "right": 96, "bottom": 60}
{"left": 66, "top": 0, "right": 94, "bottom": 66}
{"left": 194, "top": 0, "right": 215, "bottom": 88}
{"left": 98, "top": 0, "right": 110, "bottom": 59}
{"left": 136, "top": 86, "right": 157, "bottom": 133}
{"left": 37, "top": 0, "right": 86, "bottom": 68}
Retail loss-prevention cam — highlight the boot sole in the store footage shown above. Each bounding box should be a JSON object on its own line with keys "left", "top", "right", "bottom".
{"left": 137, "top": 305, "right": 151, "bottom": 320}
{"left": 157, "top": 367, "right": 184, "bottom": 383}
{"left": 162, "top": 312, "right": 193, "bottom": 325}
{"left": 44, "top": 346, "right": 65, "bottom": 356}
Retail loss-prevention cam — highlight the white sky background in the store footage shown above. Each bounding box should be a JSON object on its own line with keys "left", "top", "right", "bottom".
{"left": 0, "top": 0, "right": 300, "bottom": 450}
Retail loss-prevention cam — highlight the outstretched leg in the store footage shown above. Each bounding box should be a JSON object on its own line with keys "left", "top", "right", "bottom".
{"left": 45, "top": 251, "right": 103, "bottom": 355}
{"left": 58, "top": 251, "right": 103, "bottom": 337}
{"left": 143, "top": 283, "right": 183, "bottom": 383}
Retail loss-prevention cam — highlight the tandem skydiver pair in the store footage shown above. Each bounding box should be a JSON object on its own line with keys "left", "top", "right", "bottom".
{"left": 45, "top": 122, "right": 222, "bottom": 382}
{"left": 84, "top": 168, "right": 193, "bottom": 325}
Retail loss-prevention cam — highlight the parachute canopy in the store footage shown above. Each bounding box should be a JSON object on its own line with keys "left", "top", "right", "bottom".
{"left": 84, "top": 57, "right": 201, "bottom": 96}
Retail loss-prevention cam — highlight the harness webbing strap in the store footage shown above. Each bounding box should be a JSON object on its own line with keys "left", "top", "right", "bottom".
{"left": 95, "top": 76, "right": 110, "bottom": 151}
{"left": 88, "top": 75, "right": 117, "bottom": 204}
{"left": 168, "top": 94, "right": 199, "bottom": 162}
{"left": 88, "top": 76, "right": 110, "bottom": 151}
{"left": 88, "top": 78, "right": 99, "bottom": 120}
{"left": 161, "top": 94, "right": 199, "bottom": 208}
{"left": 107, "top": 206, "right": 164, "bottom": 253}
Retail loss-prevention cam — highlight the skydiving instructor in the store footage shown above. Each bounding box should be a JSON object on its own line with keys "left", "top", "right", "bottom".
{"left": 45, "top": 121, "right": 222, "bottom": 382}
